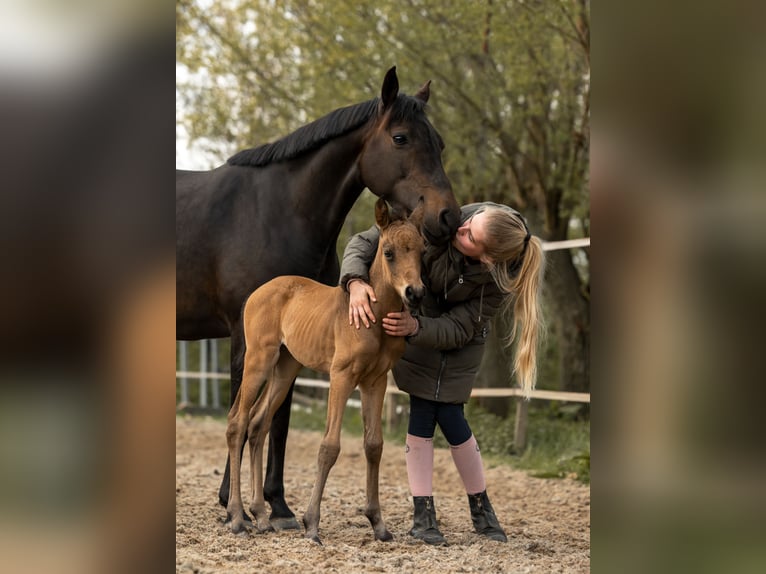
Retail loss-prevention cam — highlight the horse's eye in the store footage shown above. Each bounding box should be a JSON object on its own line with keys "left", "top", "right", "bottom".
{"left": 384, "top": 249, "right": 394, "bottom": 260}
{"left": 392, "top": 134, "right": 408, "bottom": 146}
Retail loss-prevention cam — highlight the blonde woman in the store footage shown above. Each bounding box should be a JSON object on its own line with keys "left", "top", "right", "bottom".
{"left": 341, "top": 202, "right": 545, "bottom": 546}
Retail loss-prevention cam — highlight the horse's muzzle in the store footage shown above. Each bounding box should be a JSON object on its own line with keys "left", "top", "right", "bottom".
{"left": 423, "top": 207, "right": 460, "bottom": 245}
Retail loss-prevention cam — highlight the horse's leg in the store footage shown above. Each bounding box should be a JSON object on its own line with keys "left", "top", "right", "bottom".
{"left": 303, "top": 368, "right": 355, "bottom": 545}
{"left": 263, "top": 380, "right": 300, "bottom": 530}
{"left": 247, "top": 352, "right": 302, "bottom": 533}
{"left": 219, "top": 320, "right": 248, "bottom": 516}
{"left": 359, "top": 374, "right": 393, "bottom": 541}
{"left": 224, "top": 390, "right": 251, "bottom": 534}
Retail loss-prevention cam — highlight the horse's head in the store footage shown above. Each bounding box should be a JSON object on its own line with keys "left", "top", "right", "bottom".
{"left": 361, "top": 67, "right": 460, "bottom": 246}
{"left": 374, "top": 198, "right": 425, "bottom": 311}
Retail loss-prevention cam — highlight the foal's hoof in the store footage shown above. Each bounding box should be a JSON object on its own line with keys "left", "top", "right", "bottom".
{"left": 270, "top": 516, "right": 301, "bottom": 531}
{"left": 224, "top": 512, "right": 253, "bottom": 527}
{"left": 228, "top": 520, "right": 250, "bottom": 535}
{"left": 376, "top": 529, "right": 394, "bottom": 542}
{"left": 306, "top": 533, "right": 323, "bottom": 546}
{"left": 254, "top": 518, "right": 275, "bottom": 534}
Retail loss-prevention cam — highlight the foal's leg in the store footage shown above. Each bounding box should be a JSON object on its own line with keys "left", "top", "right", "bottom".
{"left": 247, "top": 352, "right": 302, "bottom": 533}
{"left": 303, "top": 369, "right": 356, "bottom": 545}
{"left": 219, "top": 320, "right": 248, "bottom": 517}
{"left": 360, "top": 374, "right": 393, "bottom": 541}
{"left": 225, "top": 380, "right": 258, "bottom": 534}
{"left": 244, "top": 388, "right": 276, "bottom": 534}
{"left": 225, "top": 343, "right": 273, "bottom": 534}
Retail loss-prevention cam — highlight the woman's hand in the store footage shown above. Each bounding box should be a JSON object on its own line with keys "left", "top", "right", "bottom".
{"left": 382, "top": 311, "right": 419, "bottom": 337}
{"left": 348, "top": 279, "right": 378, "bottom": 329}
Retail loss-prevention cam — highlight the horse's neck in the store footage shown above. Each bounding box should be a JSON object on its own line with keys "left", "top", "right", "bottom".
{"left": 290, "top": 127, "right": 368, "bottom": 235}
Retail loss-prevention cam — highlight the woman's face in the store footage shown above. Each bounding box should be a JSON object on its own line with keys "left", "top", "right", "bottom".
{"left": 453, "top": 211, "right": 493, "bottom": 263}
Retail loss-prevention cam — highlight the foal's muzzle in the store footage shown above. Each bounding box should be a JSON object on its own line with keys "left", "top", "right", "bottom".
{"left": 404, "top": 285, "right": 425, "bottom": 310}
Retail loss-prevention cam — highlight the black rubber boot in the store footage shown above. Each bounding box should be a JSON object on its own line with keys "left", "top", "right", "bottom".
{"left": 468, "top": 490, "right": 508, "bottom": 542}
{"left": 409, "top": 496, "right": 448, "bottom": 546}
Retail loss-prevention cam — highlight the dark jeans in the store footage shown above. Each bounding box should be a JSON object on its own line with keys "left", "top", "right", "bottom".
{"left": 407, "top": 394, "right": 472, "bottom": 446}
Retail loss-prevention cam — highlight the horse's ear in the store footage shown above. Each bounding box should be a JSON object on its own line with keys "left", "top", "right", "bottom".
{"left": 408, "top": 199, "right": 425, "bottom": 232}
{"left": 381, "top": 66, "right": 399, "bottom": 110}
{"left": 375, "top": 198, "right": 391, "bottom": 230}
{"left": 414, "top": 80, "right": 431, "bottom": 103}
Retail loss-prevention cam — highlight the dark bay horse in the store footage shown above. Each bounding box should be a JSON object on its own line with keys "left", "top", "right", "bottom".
{"left": 176, "top": 67, "right": 459, "bottom": 528}
{"left": 226, "top": 199, "right": 425, "bottom": 544}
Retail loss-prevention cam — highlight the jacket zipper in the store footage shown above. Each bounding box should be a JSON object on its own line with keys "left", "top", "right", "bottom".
{"left": 434, "top": 352, "right": 447, "bottom": 400}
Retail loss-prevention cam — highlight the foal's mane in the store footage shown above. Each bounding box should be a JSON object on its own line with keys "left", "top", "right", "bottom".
{"left": 227, "top": 94, "right": 429, "bottom": 167}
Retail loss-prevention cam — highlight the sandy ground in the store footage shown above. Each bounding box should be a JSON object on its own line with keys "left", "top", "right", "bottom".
{"left": 176, "top": 415, "right": 590, "bottom": 573}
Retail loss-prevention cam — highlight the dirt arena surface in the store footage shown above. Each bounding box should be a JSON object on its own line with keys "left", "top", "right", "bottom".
{"left": 176, "top": 415, "right": 590, "bottom": 573}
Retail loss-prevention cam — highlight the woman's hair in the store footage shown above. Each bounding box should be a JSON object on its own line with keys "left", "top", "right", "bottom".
{"left": 479, "top": 207, "right": 546, "bottom": 398}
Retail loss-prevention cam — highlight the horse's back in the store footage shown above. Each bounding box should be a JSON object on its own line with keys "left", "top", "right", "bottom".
{"left": 176, "top": 164, "right": 276, "bottom": 332}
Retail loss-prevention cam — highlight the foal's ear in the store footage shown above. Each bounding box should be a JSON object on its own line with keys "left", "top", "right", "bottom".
{"left": 414, "top": 80, "right": 431, "bottom": 103}
{"left": 381, "top": 66, "right": 399, "bottom": 110}
{"left": 374, "top": 198, "right": 392, "bottom": 230}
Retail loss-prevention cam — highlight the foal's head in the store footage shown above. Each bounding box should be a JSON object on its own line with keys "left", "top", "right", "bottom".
{"left": 374, "top": 198, "right": 426, "bottom": 310}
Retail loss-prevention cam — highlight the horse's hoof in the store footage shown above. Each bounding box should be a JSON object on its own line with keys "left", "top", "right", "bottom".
{"left": 270, "top": 516, "right": 301, "bottom": 531}
{"left": 306, "top": 534, "right": 323, "bottom": 546}
{"left": 376, "top": 529, "right": 394, "bottom": 542}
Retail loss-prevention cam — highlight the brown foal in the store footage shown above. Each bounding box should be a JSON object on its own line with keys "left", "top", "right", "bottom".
{"left": 225, "top": 198, "right": 425, "bottom": 544}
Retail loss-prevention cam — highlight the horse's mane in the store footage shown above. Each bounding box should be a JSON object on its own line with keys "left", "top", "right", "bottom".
{"left": 227, "top": 94, "right": 428, "bottom": 167}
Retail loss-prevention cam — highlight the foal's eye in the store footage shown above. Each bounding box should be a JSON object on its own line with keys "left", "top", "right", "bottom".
{"left": 384, "top": 249, "right": 394, "bottom": 260}
{"left": 392, "top": 134, "right": 408, "bottom": 146}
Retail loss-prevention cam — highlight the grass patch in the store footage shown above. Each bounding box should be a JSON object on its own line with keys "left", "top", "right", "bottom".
{"left": 439, "top": 400, "right": 589, "bottom": 484}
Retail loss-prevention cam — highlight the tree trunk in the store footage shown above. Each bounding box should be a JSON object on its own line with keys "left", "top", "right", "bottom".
{"left": 475, "top": 313, "right": 514, "bottom": 417}
{"left": 545, "top": 249, "right": 590, "bottom": 393}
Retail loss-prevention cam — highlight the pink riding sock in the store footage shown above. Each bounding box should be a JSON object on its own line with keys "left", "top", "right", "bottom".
{"left": 450, "top": 435, "right": 487, "bottom": 495}
{"left": 405, "top": 434, "right": 434, "bottom": 497}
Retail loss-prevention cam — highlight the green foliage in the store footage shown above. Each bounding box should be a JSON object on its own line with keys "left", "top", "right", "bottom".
{"left": 289, "top": 402, "right": 366, "bottom": 435}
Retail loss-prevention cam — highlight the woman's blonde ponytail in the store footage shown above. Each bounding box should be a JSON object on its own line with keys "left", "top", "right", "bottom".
{"left": 482, "top": 208, "right": 546, "bottom": 398}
